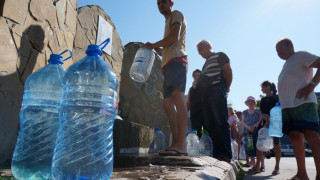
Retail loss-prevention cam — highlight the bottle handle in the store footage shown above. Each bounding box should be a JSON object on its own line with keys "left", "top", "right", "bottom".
{"left": 99, "top": 38, "right": 111, "bottom": 50}
{"left": 60, "top": 49, "right": 73, "bottom": 61}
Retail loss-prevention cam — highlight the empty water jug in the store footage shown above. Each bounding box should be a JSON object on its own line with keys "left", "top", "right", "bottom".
{"left": 239, "top": 142, "right": 246, "bottom": 160}
{"left": 231, "top": 140, "right": 238, "bottom": 160}
{"left": 52, "top": 39, "right": 118, "bottom": 180}
{"left": 269, "top": 103, "right": 283, "bottom": 137}
{"left": 153, "top": 128, "right": 165, "bottom": 153}
{"left": 186, "top": 130, "right": 200, "bottom": 156}
{"left": 129, "top": 47, "right": 155, "bottom": 82}
{"left": 257, "top": 127, "right": 274, "bottom": 152}
{"left": 11, "top": 50, "right": 72, "bottom": 180}
{"left": 199, "top": 130, "right": 213, "bottom": 156}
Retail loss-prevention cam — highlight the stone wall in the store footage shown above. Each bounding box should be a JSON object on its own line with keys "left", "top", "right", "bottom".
{"left": 0, "top": 0, "right": 123, "bottom": 163}
{"left": 118, "top": 42, "right": 170, "bottom": 141}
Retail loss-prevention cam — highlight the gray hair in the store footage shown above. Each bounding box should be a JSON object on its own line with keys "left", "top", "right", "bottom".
{"left": 196, "top": 40, "right": 212, "bottom": 49}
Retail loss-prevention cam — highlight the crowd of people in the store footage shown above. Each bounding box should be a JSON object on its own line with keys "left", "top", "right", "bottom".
{"left": 141, "top": 0, "right": 320, "bottom": 180}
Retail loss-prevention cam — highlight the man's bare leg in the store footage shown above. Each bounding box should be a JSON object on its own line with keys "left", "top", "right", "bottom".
{"left": 289, "top": 131, "right": 309, "bottom": 180}
{"left": 304, "top": 129, "right": 320, "bottom": 179}
{"left": 163, "top": 97, "right": 177, "bottom": 148}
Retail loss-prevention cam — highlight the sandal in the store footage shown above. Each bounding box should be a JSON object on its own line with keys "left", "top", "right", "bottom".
{"left": 242, "top": 163, "right": 251, "bottom": 167}
{"left": 272, "top": 168, "right": 280, "bottom": 175}
{"left": 248, "top": 168, "right": 260, "bottom": 173}
{"left": 260, "top": 167, "right": 265, "bottom": 172}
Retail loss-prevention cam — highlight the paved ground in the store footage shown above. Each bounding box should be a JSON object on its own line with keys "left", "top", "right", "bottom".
{"left": 243, "top": 157, "right": 317, "bottom": 180}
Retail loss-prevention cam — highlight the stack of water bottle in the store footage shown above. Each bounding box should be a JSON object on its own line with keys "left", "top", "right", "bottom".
{"left": 12, "top": 39, "right": 118, "bottom": 180}
{"left": 186, "top": 130, "right": 213, "bottom": 156}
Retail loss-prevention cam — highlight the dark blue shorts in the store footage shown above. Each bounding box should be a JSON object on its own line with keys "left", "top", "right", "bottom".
{"left": 162, "top": 60, "right": 188, "bottom": 99}
{"left": 282, "top": 103, "right": 320, "bottom": 134}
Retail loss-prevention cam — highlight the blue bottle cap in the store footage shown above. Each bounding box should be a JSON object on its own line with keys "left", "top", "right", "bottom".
{"left": 48, "top": 49, "right": 72, "bottom": 64}
{"left": 86, "top": 44, "right": 103, "bottom": 56}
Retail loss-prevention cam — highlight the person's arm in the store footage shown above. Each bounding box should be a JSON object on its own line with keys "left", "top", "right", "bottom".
{"left": 141, "top": 22, "right": 181, "bottom": 56}
{"left": 296, "top": 57, "right": 320, "bottom": 99}
{"left": 241, "top": 114, "right": 255, "bottom": 133}
{"left": 222, "top": 63, "right": 232, "bottom": 93}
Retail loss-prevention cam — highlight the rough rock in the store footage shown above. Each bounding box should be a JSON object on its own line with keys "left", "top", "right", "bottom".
{"left": 118, "top": 42, "right": 170, "bottom": 142}
{"left": 65, "top": 0, "right": 77, "bottom": 34}
{"left": 1, "top": 0, "right": 28, "bottom": 24}
{"left": 30, "top": 0, "right": 58, "bottom": 30}
{"left": 0, "top": 17, "right": 18, "bottom": 76}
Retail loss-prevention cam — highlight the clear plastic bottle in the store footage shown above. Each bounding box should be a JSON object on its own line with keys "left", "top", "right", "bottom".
{"left": 153, "top": 128, "right": 165, "bottom": 154}
{"left": 257, "top": 127, "right": 274, "bottom": 152}
{"left": 199, "top": 130, "right": 213, "bottom": 156}
{"left": 52, "top": 39, "right": 118, "bottom": 180}
{"left": 231, "top": 140, "right": 238, "bottom": 160}
{"left": 11, "top": 50, "right": 72, "bottom": 180}
{"left": 186, "top": 130, "right": 200, "bottom": 156}
{"left": 269, "top": 103, "right": 283, "bottom": 137}
{"left": 239, "top": 142, "right": 246, "bottom": 160}
{"left": 129, "top": 47, "right": 155, "bottom": 82}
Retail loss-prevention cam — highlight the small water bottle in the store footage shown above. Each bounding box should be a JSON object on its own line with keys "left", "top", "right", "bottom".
{"left": 257, "top": 127, "right": 274, "bottom": 152}
{"left": 186, "top": 130, "right": 200, "bottom": 156}
{"left": 52, "top": 39, "right": 118, "bottom": 180}
{"left": 11, "top": 50, "right": 72, "bottom": 180}
{"left": 231, "top": 140, "right": 238, "bottom": 160}
{"left": 199, "top": 130, "right": 213, "bottom": 156}
{"left": 269, "top": 103, "right": 283, "bottom": 137}
{"left": 153, "top": 128, "right": 165, "bottom": 154}
{"left": 129, "top": 47, "right": 155, "bottom": 82}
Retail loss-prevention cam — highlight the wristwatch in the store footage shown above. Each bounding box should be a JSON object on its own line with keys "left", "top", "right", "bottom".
{"left": 310, "top": 80, "right": 318, "bottom": 86}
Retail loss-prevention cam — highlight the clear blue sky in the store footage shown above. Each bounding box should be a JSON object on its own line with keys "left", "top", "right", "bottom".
{"left": 78, "top": 0, "right": 320, "bottom": 111}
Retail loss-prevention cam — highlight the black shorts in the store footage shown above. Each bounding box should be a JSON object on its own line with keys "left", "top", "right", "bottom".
{"left": 162, "top": 61, "right": 187, "bottom": 98}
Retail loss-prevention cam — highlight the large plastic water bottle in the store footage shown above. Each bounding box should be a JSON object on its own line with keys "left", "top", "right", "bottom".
{"left": 239, "top": 142, "right": 246, "bottom": 160}
{"left": 52, "top": 39, "right": 118, "bottom": 180}
{"left": 231, "top": 140, "right": 238, "bottom": 160}
{"left": 11, "top": 50, "right": 72, "bottom": 180}
{"left": 153, "top": 128, "right": 165, "bottom": 154}
{"left": 186, "top": 130, "right": 200, "bottom": 156}
{"left": 129, "top": 47, "right": 155, "bottom": 82}
{"left": 269, "top": 103, "right": 283, "bottom": 137}
{"left": 257, "top": 127, "right": 274, "bottom": 152}
{"left": 199, "top": 130, "right": 213, "bottom": 156}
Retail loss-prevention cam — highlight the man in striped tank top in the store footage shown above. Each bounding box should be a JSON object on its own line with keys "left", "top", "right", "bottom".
{"left": 196, "top": 40, "right": 233, "bottom": 162}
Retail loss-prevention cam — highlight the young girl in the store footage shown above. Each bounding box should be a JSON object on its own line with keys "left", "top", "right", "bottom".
{"left": 242, "top": 96, "right": 261, "bottom": 167}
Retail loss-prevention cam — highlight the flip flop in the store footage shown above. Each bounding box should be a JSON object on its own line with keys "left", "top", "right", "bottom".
{"left": 159, "top": 149, "right": 188, "bottom": 156}
{"left": 272, "top": 168, "right": 280, "bottom": 175}
{"left": 248, "top": 168, "right": 260, "bottom": 173}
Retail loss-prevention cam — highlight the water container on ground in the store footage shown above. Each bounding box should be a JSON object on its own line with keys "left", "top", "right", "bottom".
{"left": 231, "top": 140, "right": 238, "bottom": 160}
{"left": 186, "top": 130, "right": 200, "bottom": 156}
{"left": 269, "top": 103, "right": 283, "bottom": 137}
{"left": 199, "top": 130, "right": 213, "bottom": 156}
{"left": 153, "top": 128, "right": 165, "bottom": 154}
{"left": 11, "top": 50, "right": 72, "bottom": 180}
{"left": 129, "top": 47, "right": 155, "bottom": 82}
{"left": 52, "top": 39, "right": 118, "bottom": 180}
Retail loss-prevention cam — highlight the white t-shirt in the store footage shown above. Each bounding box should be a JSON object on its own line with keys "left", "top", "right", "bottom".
{"left": 228, "top": 114, "right": 238, "bottom": 126}
{"left": 278, "top": 51, "right": 319, "bottom": 109}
